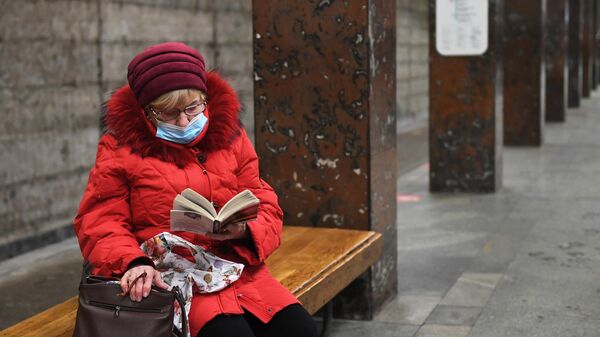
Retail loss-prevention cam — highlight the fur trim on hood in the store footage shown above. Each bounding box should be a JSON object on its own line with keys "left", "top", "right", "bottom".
{"left": 103, "top": 71, "right": 243, "bottom": 168}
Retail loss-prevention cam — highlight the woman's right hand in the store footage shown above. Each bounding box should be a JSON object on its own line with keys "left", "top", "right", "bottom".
{"left": 120, "top": 265, "right": 169, "bottom": 302}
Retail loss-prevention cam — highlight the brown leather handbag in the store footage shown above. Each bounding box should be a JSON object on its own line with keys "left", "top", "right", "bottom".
{"left": 73, "top": 271, "right": 188, "bottom": 337}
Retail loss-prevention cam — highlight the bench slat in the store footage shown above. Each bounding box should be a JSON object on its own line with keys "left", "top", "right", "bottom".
{"left": 0, "top": 297, "right": 78, "bottom": 337}
{"left": 0, "top": 226, "right": 381, "bottom": 336}
{"left": 267, "top": 227, "right": 382, "bottom": 314}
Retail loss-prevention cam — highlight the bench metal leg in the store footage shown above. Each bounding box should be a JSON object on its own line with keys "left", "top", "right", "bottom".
{"left": 320, "top": 302, "right": 333, "bottom": 337}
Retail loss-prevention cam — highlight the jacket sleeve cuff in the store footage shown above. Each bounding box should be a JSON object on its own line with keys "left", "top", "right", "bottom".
{"left": 228, "top": 222, "right": 265, "bottom": 265}
{"left": 126, "top": 256, "right": 155, "bottom": 270}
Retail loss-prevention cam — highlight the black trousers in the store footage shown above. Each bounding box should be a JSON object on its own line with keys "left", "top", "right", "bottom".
{"left": 197, "top": 304, "right": 318, "bottom": 337}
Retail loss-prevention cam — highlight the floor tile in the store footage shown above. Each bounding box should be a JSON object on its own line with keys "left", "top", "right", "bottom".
{"left": 425, "top": 305, "right": 482, "bottom": 326}
{"left": 375, "top": 294, "right": 442, "bottom": 325}
{"left": 414, "top": 324, "right": 471, "bottom": 337}
{"left": 329, "top": 319, "right": 419, "bottom": 337}
{"left": 439, "top": 273, "right": 502, "bottom": 307}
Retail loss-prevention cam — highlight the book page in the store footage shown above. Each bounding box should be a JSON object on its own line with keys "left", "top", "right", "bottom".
{"left": 173, "top": 194, "right": 215, "bottom": 220}
{"left": 170, "top": 210, "right": 217, "bottom": 234}
{"left": 220, "top": 204, "right": 259, "bottom": 227}
{"left": 180, "top": 188, "right": 218, "bottom": 218}
{"left": 216, "top": 189, "right": 260, "bottom": 223}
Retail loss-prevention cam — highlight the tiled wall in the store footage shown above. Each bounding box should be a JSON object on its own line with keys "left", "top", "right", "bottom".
{"left": 397, "top": 0, "right": 429, "bottom": 127}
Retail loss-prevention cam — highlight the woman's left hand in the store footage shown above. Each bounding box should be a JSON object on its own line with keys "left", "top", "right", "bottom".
{"left": 206, "top": 222, "right": 250, "bottom": 241}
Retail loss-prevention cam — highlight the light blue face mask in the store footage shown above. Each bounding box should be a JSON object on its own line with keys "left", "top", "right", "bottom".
{"left": 155, "top": 113, "right": 208, "bottom": 144}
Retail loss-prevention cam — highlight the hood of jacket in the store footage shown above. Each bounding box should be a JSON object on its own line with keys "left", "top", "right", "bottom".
{"left": 103, "top": 71, "right": 243, "bottom": 168}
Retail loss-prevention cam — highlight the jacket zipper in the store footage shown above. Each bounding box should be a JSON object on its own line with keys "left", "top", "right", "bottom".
{"left": 236, "top": 293, "right": 275, "bottom": 318}
{"left": 198, "top": 163, "right": 214, "bottom": 205}
{"left": 184, "top": 169, "right": 191, "bottom": 188}
{"left": 88, "top": 300, "right": 162, "bottom": 318}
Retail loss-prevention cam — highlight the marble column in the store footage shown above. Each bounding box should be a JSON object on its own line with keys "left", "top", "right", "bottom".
{"left": 569, "top": 0, "right": 584, "bottom": 107}
{"left": 582, "top": 0, "right": 594, "bottom": 96}
{"left": 429, "top": 0, "right": 504, "bottom": 192}
{"left": 253, "top": 0, "right": 397, "bottom": 319}
{"left": 546, "top": 0, "right": 569, "bottom": 122}
{"left": 596, "top": 0, "right": 600, "bottom": 87}
{"left": 593, "top": 0, "right": 598, "bottom": 88}
{"left": 503, "top": 0, "right": 546, "bottom": 146}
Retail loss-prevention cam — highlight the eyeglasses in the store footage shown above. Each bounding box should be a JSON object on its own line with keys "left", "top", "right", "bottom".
{"left": 148, "top": 101, "right": 206, "bottom": 122}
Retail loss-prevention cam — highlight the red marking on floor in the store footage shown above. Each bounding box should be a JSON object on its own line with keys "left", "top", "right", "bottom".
{"left": 397, "top": 194, "right": 422, "bottom": 203}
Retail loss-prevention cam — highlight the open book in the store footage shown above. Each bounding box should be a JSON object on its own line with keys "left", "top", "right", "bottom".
{"left": 170, "top": 188, "right": 260, "bottom": 234}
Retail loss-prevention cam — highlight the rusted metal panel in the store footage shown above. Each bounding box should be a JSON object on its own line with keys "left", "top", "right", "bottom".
{"left": 253, "top": 0, "right": 397, "bottom": 319}
{"left": 429, "top": 0, "right": 504, "bottom": 192}
{"left": 546, "top": 0, "right": 569, "bottom": 122}
{"left": 569, "top": 0, "right": 584, "bottom": 107}
{"left": 503, "top": 0, "right": 546, "bottom": 146}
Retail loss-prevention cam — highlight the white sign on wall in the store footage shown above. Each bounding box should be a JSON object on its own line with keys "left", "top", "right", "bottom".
{"left": 436, "top": 0, "right": 489, "bottom": 56}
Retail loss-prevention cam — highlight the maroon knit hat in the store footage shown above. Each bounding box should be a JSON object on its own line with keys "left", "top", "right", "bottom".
{"left": 127, "top": 42, "right": 207, "bottom": 107}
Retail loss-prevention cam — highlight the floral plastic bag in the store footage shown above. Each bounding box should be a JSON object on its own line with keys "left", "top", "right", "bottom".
{"left": 140, "top": 232, "right": 244, "bottom": 337}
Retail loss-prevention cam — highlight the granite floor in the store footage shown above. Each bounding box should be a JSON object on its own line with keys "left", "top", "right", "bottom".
{"left": 2, "top": 94, "right": 600, "bottom": 336}
{"left": 326, "top": 93, "right": 600, "bottom": 336}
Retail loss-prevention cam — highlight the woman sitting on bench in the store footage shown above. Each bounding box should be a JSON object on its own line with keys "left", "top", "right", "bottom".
{"left": 73, "top": 42, "right": 318, "bottom": 337}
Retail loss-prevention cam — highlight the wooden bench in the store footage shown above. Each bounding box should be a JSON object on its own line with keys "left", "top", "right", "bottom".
{"left": 0, "top": 226, "right": 382, "bottom": 337}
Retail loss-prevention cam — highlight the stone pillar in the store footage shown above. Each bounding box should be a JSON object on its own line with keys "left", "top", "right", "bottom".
{"left": 253, "top": 0, "right": 397, "bottom": 319}
{"left": 429, "top": 0, "right": 503, "bottom": 192}
{"left": 546, "top": 0, "right": 569, "bottom": 122}
{"left": 503, "top": 0, "right": 546, "bottom": 146}
{"left": 583, "top": 0, "right": 594, "bottom": 96}
{"left": 593, "top": 0, "right": 598, "bottom": 88}
{"left": 596, "top": 0, "right": 600, "bottom": 87}
{"left": 569, "top": 0, "right": 584, "bottom": 107}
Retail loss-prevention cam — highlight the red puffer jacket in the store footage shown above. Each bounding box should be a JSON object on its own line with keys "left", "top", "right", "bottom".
{"left": 73, "top": 72, "right": 299, "bottom": 335}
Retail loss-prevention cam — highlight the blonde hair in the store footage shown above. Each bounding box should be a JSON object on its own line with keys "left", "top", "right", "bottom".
{"left": 147, "top": 88, "right": 206, "bottom": 111}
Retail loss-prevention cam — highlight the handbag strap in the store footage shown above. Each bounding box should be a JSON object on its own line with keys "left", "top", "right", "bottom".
{"left": 172, "top": 286, "right": 188, "bottom": 337}
{"left": 117, "top": 272, "right": 147, "bottom": 296}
